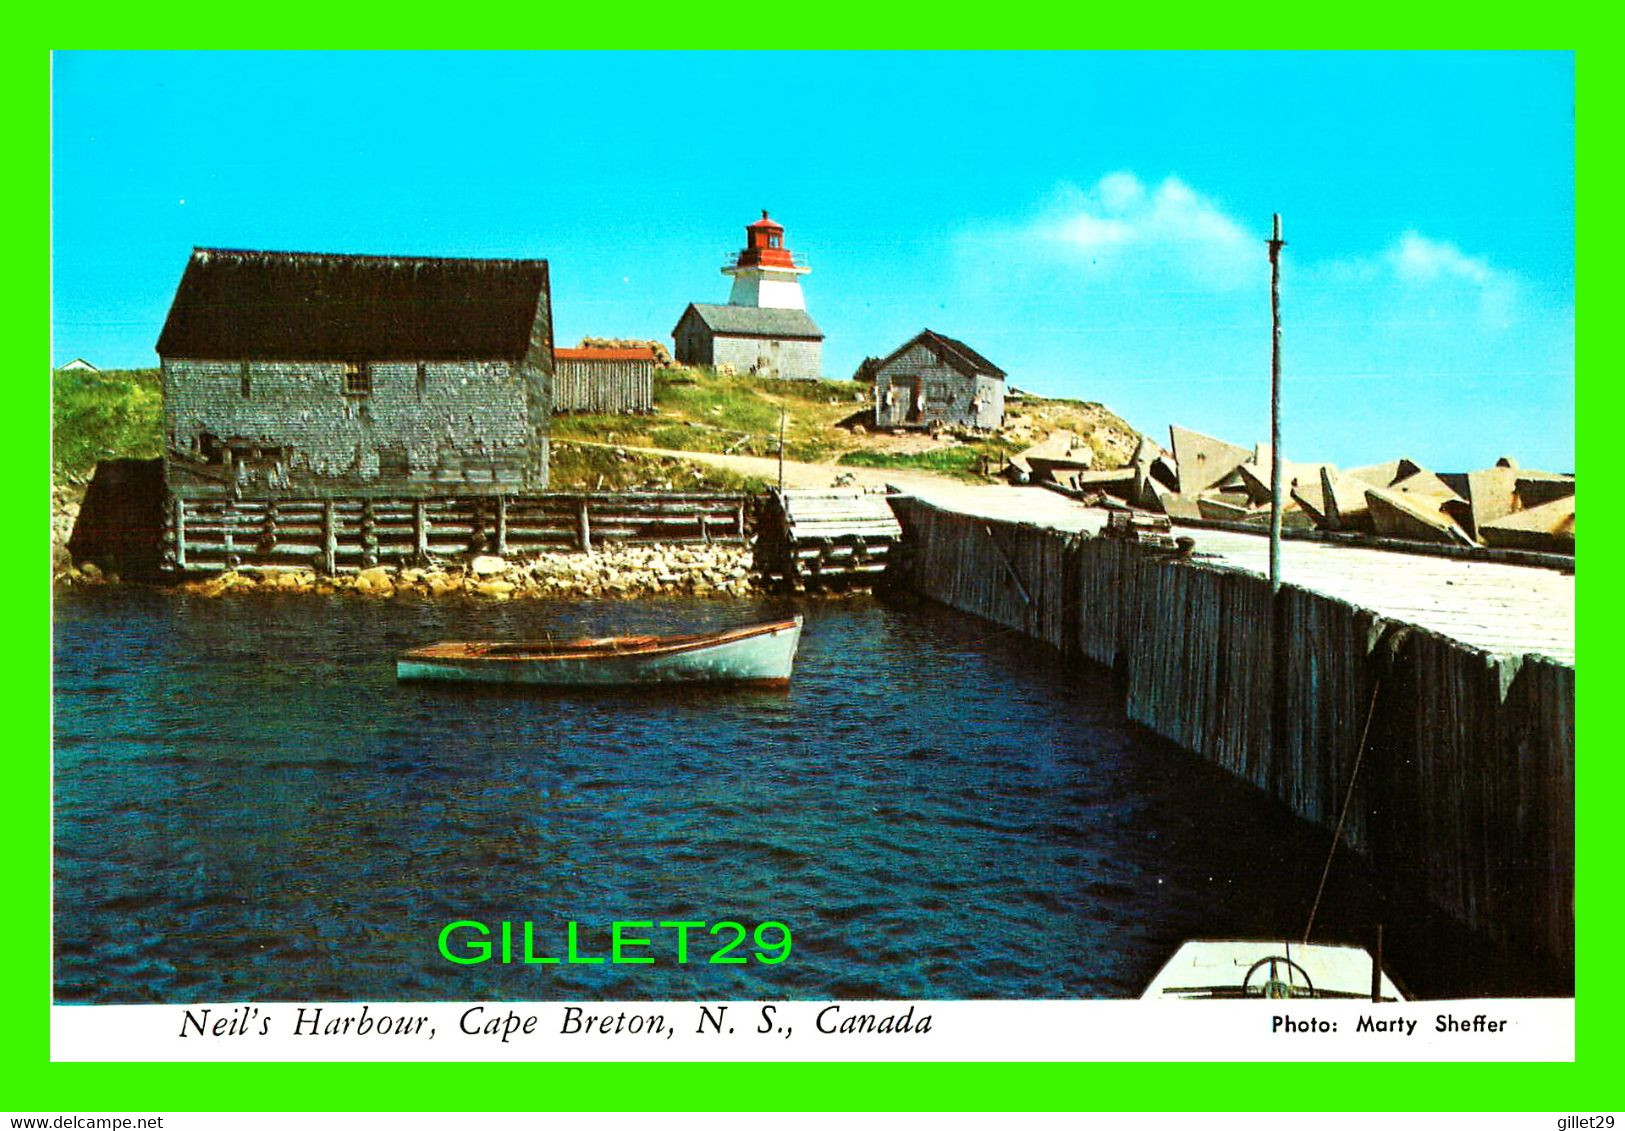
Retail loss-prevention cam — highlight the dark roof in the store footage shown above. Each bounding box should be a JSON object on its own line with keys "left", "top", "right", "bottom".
{"left": 156, "top": 247, "right": 551, "bottom": 361}
{"left": 875, "top": 328, "right": 1006, "bottom": 380}
{"left": 675, "top": 303, "right": 823, "bottom": 340}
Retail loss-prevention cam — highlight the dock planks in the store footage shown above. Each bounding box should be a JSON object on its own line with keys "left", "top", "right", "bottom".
{"left": 901, "top": 482, "right": 1573, "bottom": 664}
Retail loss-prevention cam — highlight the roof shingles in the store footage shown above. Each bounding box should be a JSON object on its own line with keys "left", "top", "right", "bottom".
{"left": 677, "top": 303, "right": 823, "bottom": 340}
{"left": 156, "top": 247, "right": 552, "bottom": 362}
{"left": 877, "top": 329, "right": 1005, "bottom": 380}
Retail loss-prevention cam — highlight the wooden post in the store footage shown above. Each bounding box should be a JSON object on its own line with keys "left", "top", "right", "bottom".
{"left": 261, "top": 500, "right": 278, "bottom": 556}
{"left": 777, "top": 407, "right": 786, "bottom": 492}
{"left": 1371, "top": 924, "right": 1384, "bottom": 1002}
{"left": 735, "top": 501, "right": 747, "bottom": 542}
{"left": 360, "top": 499, "right": 377, "bottom": 567}
{"left": 577, "top": 497, "right": 592, "bottom": 552}
{"left": 222, "top": 504, "right": 236, "bottom": 568}
{"left": 173, "top": 495, "right": 188, "bottom": 571}
{"left": 413, "top": 499, "right": 429, "bottom": 563}
{"left": 495, "top": 496, "right": 509, "bottom": 557}
{"left": 322, "top": 500, "right": 337, "bottom": 575}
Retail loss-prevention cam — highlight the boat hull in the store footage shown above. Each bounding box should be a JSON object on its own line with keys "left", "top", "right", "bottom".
{"left": 1142, "top": 939, "right": 1406, "bottom": 1001}
{"left": 397, "top": 617, "right": 802, "bottom": 687}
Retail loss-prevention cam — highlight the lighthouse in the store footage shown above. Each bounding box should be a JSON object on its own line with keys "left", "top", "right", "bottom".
{"left": 724, "top": 211, "right": 811, "bottom": 309}
{"left": 672, "top": 210, "right": 824, "bottom": 379}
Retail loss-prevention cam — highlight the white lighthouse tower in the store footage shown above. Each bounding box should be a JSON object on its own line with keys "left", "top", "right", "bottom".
{"left": 723, "top": 211, "right": 810, "bottom": 310}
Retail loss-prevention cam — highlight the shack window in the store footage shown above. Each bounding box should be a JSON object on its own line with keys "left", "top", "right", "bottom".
{"left": 343, "top": 362, "right": 371, "bottom": 396}
{"left": 416, "top": 361, "right": 428, "bottom": 400}
{"left": 239, "top": 360, "right": 251, "bottom": 400}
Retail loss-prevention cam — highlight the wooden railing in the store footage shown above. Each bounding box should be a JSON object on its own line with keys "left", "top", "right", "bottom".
{"left": 163, "top": 491, "right": 753, "bottom": 573}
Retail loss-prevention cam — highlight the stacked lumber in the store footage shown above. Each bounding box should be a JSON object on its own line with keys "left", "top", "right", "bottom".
{"left": 757, "top": 488, "right": 903, "bottom": 590}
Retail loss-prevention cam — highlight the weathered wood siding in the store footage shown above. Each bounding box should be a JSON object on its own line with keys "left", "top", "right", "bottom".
{"left": 164, "top": 357, "right": 549, "bottom": 497}
{"left": 672, "top": 309, "right": 821, "bottom": 380}
{"left": 873, "top": 344, "right": 1004, "bottom": 429}
{"left": 895, "top": 498, "right": 1574, "bottom": 971}
{"left": 709, "top": 334, "right": 823, "bottom": 381}
{"left": 553, "top": 357, "right": 654, "bottom": 414}
{"left": 165, "top": 491, "right": 751, "bottom": 573}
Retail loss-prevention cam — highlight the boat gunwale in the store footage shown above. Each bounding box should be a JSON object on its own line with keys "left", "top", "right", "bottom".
{"left": 398, "top": 616, "right": 802, "bottom": 666}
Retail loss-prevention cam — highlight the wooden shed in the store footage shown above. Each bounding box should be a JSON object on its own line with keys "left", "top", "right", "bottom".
{"left": 553, "top": 346, "right": 655, "bottom": 414}
{"left": 156, "top": 246, "right": 554, "bottom": 498}
{"left": 870, "top": 329, "right": 1006, "bottom": 431}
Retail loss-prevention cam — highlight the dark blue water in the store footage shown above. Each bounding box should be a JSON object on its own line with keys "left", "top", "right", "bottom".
{"left": 54, "top": 587, "right": 1511, "bottom": 1003}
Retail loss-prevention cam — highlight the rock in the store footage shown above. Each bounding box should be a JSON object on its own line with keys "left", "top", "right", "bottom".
{"left": 468, "top": 554, "right": 508, "bottom": 576}
{"left": 79, "top": 562, "right": 102, "bottom": 581}
{"left": 476, "top": 580, "right": 515, "bottom": 599}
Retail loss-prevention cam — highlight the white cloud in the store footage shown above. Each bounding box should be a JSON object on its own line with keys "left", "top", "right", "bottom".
{"left": 1386, "top": 231, "right": 1499, "bottom": 287}
{"left": 1029, "top": 172, "right": 1257, "bottom": 289}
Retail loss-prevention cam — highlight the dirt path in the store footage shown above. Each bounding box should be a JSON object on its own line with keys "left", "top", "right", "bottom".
{"left": 556, "top": 439, "right": 970, "bottom": 493}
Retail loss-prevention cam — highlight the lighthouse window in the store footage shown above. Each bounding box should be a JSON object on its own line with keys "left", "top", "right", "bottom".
{"left": 769, "top": 235, "right": 782, "bottom": 248}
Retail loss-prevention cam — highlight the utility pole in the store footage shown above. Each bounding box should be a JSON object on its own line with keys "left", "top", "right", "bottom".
{"left": 1266, "top": 214, "right": 1288, "bottom": 803}
{"left": 1268, "top": 213, "right": 1286, "bottom": 594}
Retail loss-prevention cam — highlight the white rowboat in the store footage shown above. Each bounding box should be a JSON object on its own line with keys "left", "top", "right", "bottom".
{"left": 396, "top": 615, "right": 803, "bottom": 688}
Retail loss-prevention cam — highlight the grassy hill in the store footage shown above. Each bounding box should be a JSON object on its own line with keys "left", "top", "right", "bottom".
{"left": 51, "top": 365, "right": 1147, "bottom": 492}
{"left": 52, "top": 368, "right": 164, "bottom": 485}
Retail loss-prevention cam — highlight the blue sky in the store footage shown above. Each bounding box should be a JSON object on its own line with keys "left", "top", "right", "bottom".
{"left": 51, "top": 51, "right": 1574, "bottom": 472}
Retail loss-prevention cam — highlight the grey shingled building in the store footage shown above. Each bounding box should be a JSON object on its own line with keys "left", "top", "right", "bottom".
{"left": 156, "top": 247, "right": 553, "bottom": 498}
{"left": 868, "top": 329, "right": 1006, "bottom": 431}
{"left": 671, "top": 303, "right": 824, "bottom": 381}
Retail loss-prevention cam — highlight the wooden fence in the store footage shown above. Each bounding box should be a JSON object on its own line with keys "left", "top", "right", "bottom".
{"left": 894, "top": 498, "right": 1575, "bottom": 972}
{"left": 553, "top": 357, "right": 654, "bottom": 414}
{"left": 163, "top": 491, "right": 752, "bottom": 573}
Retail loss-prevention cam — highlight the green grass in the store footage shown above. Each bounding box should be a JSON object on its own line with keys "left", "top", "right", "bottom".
{"left": 52, "top": 368, "right": 163, "bottom": 483}
{"left": 549, "top": 441, "right": 768, "bottom": 493}
{"left": 551, "top": 369, "right": 867, "bottom": 462}
{"left": 837, "top": 444, "right": 1012, "bottom": 481}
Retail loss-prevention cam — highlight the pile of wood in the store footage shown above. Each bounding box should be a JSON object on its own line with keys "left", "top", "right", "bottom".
{"left": 756, "top": 488, "right": 903, "bottom": 590}
{"left": 578, "top": 337, "right": 674, "bottom": 367}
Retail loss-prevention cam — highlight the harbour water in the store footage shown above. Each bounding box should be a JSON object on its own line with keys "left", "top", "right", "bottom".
{"left": 53, "top": 588, "right": 1533, "bottom": 1003}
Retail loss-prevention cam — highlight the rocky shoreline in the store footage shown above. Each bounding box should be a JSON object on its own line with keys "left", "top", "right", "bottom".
{"left": 57, "top": 542, "right": 759, "bottom": 600}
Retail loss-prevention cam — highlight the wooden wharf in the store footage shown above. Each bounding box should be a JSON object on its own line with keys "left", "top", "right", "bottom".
{"left": 890, "top": 482, "right": 1575, "bottom": 979}
{"left": 902, "top": 483, "right": 1574, "bottom": 664}
{"left": 163, "top": 491, "right": 751, "bottom": 574}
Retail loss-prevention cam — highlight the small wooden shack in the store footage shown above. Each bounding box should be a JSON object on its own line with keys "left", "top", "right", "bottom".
{"left": 157, "top": 246, "right": 554, "bottom": 498}
{"left": 553, "top": 346, "right": 655, "bottom": 414}
{"left": 870, "top": 329, "right": 1006, "bottom": 431}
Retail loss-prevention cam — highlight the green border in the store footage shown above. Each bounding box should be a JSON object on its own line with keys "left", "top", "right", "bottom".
{"left": 19, "top": 39, "right": 1606, "bottom": 1112}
